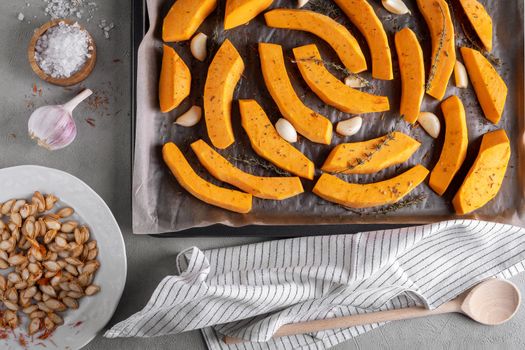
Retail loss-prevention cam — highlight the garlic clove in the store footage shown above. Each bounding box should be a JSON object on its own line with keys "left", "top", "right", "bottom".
{"left": 297, "top": 0, "right": 310, "bottom": 8}
{"left": 344, "top": 75, "right": 367, "bottom": 88}
{"left": 190, "top": 33, "right": 208, "bottom": 62}
{"left": 454, "top": 60, "right": 469, "bottom": 89}
{"left": 28, "top": 106, "right": 77, "bottom": 151}
{"left": 175, "top": 105, "right": 202, "bottom": 127}
{"left": 382, "top": 0, "right": 411, "bottom": 15}
{"left": 418, "top": 112, "right": 441, "bottom": 138}
{"left": 275, "top": 118, "right": 298, "bottom": 143}
{"left": 336, "top": 116, "right": 363, "bottom": 136}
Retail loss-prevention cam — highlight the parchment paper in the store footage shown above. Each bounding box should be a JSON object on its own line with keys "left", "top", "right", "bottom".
{"left": 133, "top": 0, "right": 525, "bottom": 234}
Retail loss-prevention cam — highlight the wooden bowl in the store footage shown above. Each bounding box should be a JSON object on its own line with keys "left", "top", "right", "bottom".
{"left": 28, "top": 19, "right": 97, "bottom": 87}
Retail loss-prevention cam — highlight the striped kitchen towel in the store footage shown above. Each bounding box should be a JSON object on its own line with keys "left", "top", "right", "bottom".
{"left": 105, "top": 220, "right": 525, "bottom": 349}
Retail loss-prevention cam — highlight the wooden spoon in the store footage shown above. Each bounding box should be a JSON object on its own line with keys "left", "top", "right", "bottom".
{"left": 28, "top": 19, "right": 97, "bottom": 87}
{"left": 223, "top": 279, "right": 521, "bottom": 344}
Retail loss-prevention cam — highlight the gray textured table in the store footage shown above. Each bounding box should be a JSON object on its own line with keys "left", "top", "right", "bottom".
{"left": 1, "top": 1, "right": 524, "bottom": 349}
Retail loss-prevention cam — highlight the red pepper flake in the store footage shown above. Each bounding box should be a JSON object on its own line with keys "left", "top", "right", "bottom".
{"left": 37, "top": 278, "right": 50, "bottom": 286}
{"left": 19, "top": 333, "right": 27, "bottom": 348}
{"left": 73, "top": 321, "right": 83, "bottom": 328}
{"left": 38, "top": 330, "right": 54, "bottom": 340}
{"left": 0, "top": 330, "right": 8, "bottom": 339}
{"left": 112, "top": 58, "right": 122, "bottom": 63}
{"left": 33, "top": 83, "right": 38, "bottom": 94}
{"left": 85, "top": 118, "right": 96, "bottom": 127}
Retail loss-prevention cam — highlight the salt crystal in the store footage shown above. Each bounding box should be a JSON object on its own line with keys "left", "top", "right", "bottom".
{"left": 18, "top": 13, "right": 25, "bottom": 21}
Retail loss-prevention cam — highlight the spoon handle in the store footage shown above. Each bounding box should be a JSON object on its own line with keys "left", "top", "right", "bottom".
{"left": 223, "top": 298, "right": 462, "bottom": 344}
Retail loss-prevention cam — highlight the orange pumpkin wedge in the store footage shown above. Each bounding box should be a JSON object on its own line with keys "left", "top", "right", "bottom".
{"left": 239, "top": 99, "right": 315, "bottom": 180}
{"left": 429, "top": 96, "right": 468, "bottom": 196}
{"left": 264, "top": 9, "right": 366, "bottom": 73}
{"left": 417, "top": 0, "right": 455, "bottom": 101}
{"left": 163, "top": 0, "right": 217, "bottom": 42}
{"left": 224, "top": 0, "right": 273, "bottom": 30}
{"left": 459, "top": 0, "right": 493, "bottom": 51}
{"left": 460, "top": 47, "right": 507, "bottom": 124}
{"left": 191, "top": 139, "right": 304, "bottom": 200}
{"left": 259, "top": 43, "right": 332, "bottom": 145}
{"left": 395, "top": 28, "right": 425, "bottom": 124}
{"left": 453, "top": 130, "right": 511, "bottom": 215}
{"left": 321, "top": 132, "right": 421, "bottom": 175}
{"left": 204, "top": 39, "right": 245, "bottom": 149}
{"left": 159, "top": 45, "right": 191, "bottom": 113}
{"left": 313, "top": 165, "right": 430, "bottom": 209}
{"left": 333, "top": 0, "right": 393, "bottom": 80}
{"left": 162, "top": 142, "right": 252, "bottom": 213}
{"left": 293, "top": 44, "right": 390, "bottom": 114}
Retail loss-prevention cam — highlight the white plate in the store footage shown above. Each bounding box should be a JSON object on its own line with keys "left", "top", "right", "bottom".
{"left": 0, "top": 165, "right": 127, "bottom": 350}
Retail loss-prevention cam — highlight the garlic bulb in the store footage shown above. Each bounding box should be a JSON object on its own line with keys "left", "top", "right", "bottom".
{"left": 190, "top": 33, "right": 208, "bottom": 62}
{"left": 297, "top": 0, "right": 309, "bottom": 8}
{"left": 275, "top": 118, "right": 298, "bottom": 143}
{"left": 175, "top": 105, "right": 202, "bottom": 127}
{"left": 418, "top": 112, "right": 441, "bottom": 138}
{"left": 454, "top": 60, "right": 469, "bottom": 89}
{"left": 344, "top": 75, "right": 367, "bottom": 88}
{"left": 336, "top": 117, "right": 363, "bottom": 136}
{"left": 382, "top": 0, "right": 411, "bottom": 15}
{"left": 28, "top": 89, "right": 92, "bottom": 151}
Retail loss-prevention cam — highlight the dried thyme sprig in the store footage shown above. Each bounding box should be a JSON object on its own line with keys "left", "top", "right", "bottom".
{"left": 227, "top": 155, "right": 290, "bottom": 176}
{"left": 341, "top": 194, "right": 428, "bottom": 216}
{"left": 459, "top": 22, "right": 502, "bottom": 67}
{"left": 290, "top": 57, "right": 371, "bottom": 88}
{"left": 306, "top": 0, "right": 343, "bottom": 19}
{"left": 426, "top": 1, "right": 447, "bottom": 93}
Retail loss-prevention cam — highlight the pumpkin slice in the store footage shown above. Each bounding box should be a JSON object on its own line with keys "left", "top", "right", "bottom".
{"left": 460, "top": 47, "right": 507, "bottom": 124}
{"left": 293, "top": 44, "right": 390, "bottom": 114}
{"left": 163, "top": 0, "right": 217, "bottom": 42}
{"left": 159, "top": 45, "right": 191, "bottom": 113}
{"left": 162, "top": 142, "right": 252, "bottom": 213}
{"left": 204, "top": 39, "right": 245, "bottom": 149}
{"left": 191, "top": 139, "right": 304, "bottom": 200}
{"left": 264, "top": 9, "right": 366, "bottom": 73}
{"left": 453, "top": 130, "right": 511, "bottom": 215}
{"left": 313, "top": 165, "right": 429, "bottom": 209}
{"left": 321, "top": 132, "right": 421, "bottom": 175}
{"left": 417, "top": 0, "right": 455, "bottom": 101}
{"left": 259, "top": 43, "right": 332, "bottom": 145}
{"left": 459, "top": 0, "right": 493, "bottom": 52}
{"left": 333, "top": 0, "right": 392, "bottom": 80}
{"left": 395, "top": 28, "right": 425, "bottom": 124}
{"left": 429, "top": 96, "right": 468, "bottom": 196}
{"left": 239, "top": 99, "right": 315, "bottom": 180}
{"left": 224, "top": 0, "right": 273, "bottom": 30}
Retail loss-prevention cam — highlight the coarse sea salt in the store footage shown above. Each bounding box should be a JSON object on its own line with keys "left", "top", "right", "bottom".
{"left": 34, "top": 21, "right": 92, "bottom": 78}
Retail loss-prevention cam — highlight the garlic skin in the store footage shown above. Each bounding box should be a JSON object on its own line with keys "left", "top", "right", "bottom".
{"left": 344, "top": 75, "right": 367, "bottom": 88}
{"left": 190, "top": 33, "right": 208, "bottom": 62}
{"left": 175, "top": 105, "right": 202, "bottom": 127}
{"left": 454, "top": 60, "right": 469, "bottom": 89}
{"left": 275, "top": 118, "right": 298, "bottom": 143}
{"left": 382, "top": 0, "right": 411, "bottom": 15}
{"left": 28, "top": 105, "right": 77, "bottom": 151}
{"left": 418, "top": 112, "right": 441, "bottom": 138}
{"left": 336, "top": 117, "right": 363, "bottom": 136}
{"left": 297, "top": 0, "right": 309, "bottom": 8}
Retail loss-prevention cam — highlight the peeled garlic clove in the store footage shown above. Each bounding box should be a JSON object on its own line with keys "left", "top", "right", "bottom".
{"left": 297, "top": 0, "right": 309, "bottom": 8}
{"left": 454, "top": 60, "right": 469, "bottom": 89}
{"left": 344, "top": 75, "right": 367, "bottom": 88}
{"left": 175, "top": 106, "right": 202, "bottom": 127}
{"left": 275, "top": 118, "right": 298, "bottom": 143}
{"left": 418, "top": 112, "right": 441, "bottom": 138}
{"left": 336, "top": 117, "right": 363, "bottom": 136}
{"left": 190, "top": 33, "right": 208, "bottom": 62}
{"left": 382, "top": 0, "right": 411, "bottom": 15}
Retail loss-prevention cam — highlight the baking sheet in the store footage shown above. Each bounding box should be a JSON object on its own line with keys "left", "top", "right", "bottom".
{"left": 133, "top": 0, "right": 525, "bottom": 234}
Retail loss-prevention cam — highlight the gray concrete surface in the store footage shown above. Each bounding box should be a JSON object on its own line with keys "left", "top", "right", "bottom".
{"left": 1, "top": 1, "right": 524, "bottom": 349}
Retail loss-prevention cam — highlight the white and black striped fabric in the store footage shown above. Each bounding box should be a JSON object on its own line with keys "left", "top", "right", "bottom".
{"left": 105, "top": 220, "right": 525, "bottom": 349}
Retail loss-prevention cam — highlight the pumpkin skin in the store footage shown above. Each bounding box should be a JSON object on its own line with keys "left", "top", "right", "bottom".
{"left": 293, "top": 44, "right": 390, "bottom": 115}
{"left": 162, "top": 142, "right": 252, "bottom": 213}
{"left": 333, "top": 0, "right": 393, "bottom": 80}
{"left": 461, "top": 47, "right": 507, "bottom": 124}
{"left": 416, "top": 0, "right": 456, "bottom": 101}
{"left": 429, "top": 96, "right": 469, "bottom": 196}
{"left": 159, "top": 45, "right": 191, "bottom": 113}
{"left": 191, "top": 139, "right": 304, "bottom": 200}
{"left": 321, "top": 132, "right": 421, "bottom": 175}
{"left": 204, "top": 39, "right": 245, "bottom": 149}
{"left": 453, "top": 130, "right": 511, "bottom": 215}
{"left": 224, "top": 0, "right": 273, "bottom": 30}
{"left": 264, "top": 9, "right": 367, "bottom": 73}
{"left": 259, "top": 43, "right": 332, "bottom": 145}
{"left": 313, "top": 165, "right": 430, "bottom": 209}
{"left": 459, "top": 0, "right": 493, "bottom": 52}
{"left": 239, "top": 99, "right": 315, "bottom": 180}
{"left": 163, "top": 0, "right": 217, "bottom": 42}
{"left": 395, "top": 28, "right": 425, "bottom": 124}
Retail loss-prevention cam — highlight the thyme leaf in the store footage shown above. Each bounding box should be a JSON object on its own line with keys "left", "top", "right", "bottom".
{"left": 227, "top": 155, "right": 290, "bottom": 176}
{"left": 340, "top": 194, "right": 428, "bottom": 216}
{"left": 305, "top": 0, "right": 342, "bottom": 19}
{"left": 426, "top": 1, "right": 447, "bottom": 93}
